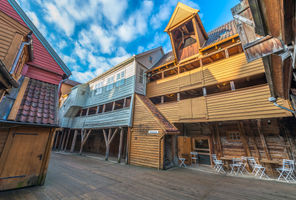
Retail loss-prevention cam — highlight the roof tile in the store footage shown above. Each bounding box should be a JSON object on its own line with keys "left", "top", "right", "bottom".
{"left": 16, "top": 78, "right": 58, "bottom": 125}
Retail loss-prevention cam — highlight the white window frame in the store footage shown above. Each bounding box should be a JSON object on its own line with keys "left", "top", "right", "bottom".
{"left": 139, "top": 68, "right": 144, "bottom": 84}
{"left": 94, "top": 81, "right": 103, "bottom": 95}
{"left": 116, "top": 70, "right": 125, "bottom": 87}
{"left": 106, "top": 76, "right": 114, "bottom": 91}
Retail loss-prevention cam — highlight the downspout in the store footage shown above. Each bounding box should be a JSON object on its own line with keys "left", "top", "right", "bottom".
{"left": 10, "top": 32, "right": 32, "bottom": 74}
{"left": 269, "top": 97, "right": 296, "bottom": 114}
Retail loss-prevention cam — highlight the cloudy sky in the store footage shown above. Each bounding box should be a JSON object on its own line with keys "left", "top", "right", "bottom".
{"left": 17, "top": 0, "right": 239, "bottom": 83}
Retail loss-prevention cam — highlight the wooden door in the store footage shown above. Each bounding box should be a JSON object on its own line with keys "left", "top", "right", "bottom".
{"left": 177, "top": 136, "right": 191, "bottom": 164}
{"left": 0, "top": 127, "right": 49, "bottom": 190}
{"left": 192, "top": 136, "right": 213, "bottom": 165}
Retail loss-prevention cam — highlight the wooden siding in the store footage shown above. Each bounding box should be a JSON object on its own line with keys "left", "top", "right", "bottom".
{"left": 130, "top": 95, "right": 164, "bottom": 169}
{"left": 156, "top": 85, "right": 292, "bottom": 123}
{"left": 0, "top": 0, "right": 65, "bottom": 85}
{"left": 147, "top": 53, "right": 264, "bottom": 97}
{"left": 86, "top": 76, "right": 135, "bottom": 107}
{"left": 71, "top": 108, "right": 131, "bottom": 129}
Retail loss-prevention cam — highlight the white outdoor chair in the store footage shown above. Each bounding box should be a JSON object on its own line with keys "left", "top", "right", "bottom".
{"left": 240, "top": 156, "right": 249, "bottom": 175}
{"left": 277, "top": 159, "right": 296, "bottom": 183}
{"left": 248, "top": 157, "right": 269, "bottom": 179}
{"left": 178, "top": 157, "right": 187, "bottom": 168}
{"left": 212, "top": 154, "right": 225, "bottom": 173}
{"left": 230, "top": 158, "right": 243, "bottom": 175}
{"left": 190, "top": 152, "right": 198, "bottom": 165}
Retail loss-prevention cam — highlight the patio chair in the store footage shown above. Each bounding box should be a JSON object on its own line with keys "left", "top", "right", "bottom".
{"left": 230, "top": 158, "right": 243, "bottom": 175}
{"left": 240, "top": 156, "right": 249, "bottom": 175}
{"left": 248, "top": 157, "right": 268, "bottom": 179}
{"left": 277, "top": 159, "right": 296, "bottom": 183}
{"left": 212, "top": 154, "right": 225, "bottom": 173}
{"left": 190, "top": 152, "right": 198, "bottom": 165}
{"left": 178, "top": 155, "right": 187, "bottom": 167}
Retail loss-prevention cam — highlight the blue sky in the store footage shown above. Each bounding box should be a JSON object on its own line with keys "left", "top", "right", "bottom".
{"left": 17, "top": 0, "right": 239, "bottom": 82}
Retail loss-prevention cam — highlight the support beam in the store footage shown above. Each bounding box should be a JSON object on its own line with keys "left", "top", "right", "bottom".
{"left": 64, "top": 129, "right": 71, "bottom": 151}
{"left": 70, "top": 130, "right": 78, "bottom": 153}
{"left": 79, "top": 129, "right": 92, "bottom": 154}
{"left": 60, "top": 129, "right": 67, "bottom": 151}
{"left": 53, "top": 130, "right": 59, "bottom": 150}
{"left": 126, "top": 127, "right": 131, "bottom": 164}
{"left": 103, "top": 128, "right": 119, "bottom": 161}
{"left": 257, "top": 119, "right": 271, "bottom": 160}
{"left": 214, "top": 123, "right": 223, "bottom": 158}
{"left": 118, "top": 128, "right": 124, "bottom": 163}
{"left": 238, "top": 121, "right": 251, "bottom": 157}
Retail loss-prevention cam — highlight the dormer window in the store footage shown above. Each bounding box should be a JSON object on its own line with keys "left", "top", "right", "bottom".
{"left": 149, "top": 56, "right": 153, "bottom": 64}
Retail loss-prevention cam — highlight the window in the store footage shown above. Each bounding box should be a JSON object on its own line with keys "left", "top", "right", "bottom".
{"left": 104, "top": 102, "right": 113, "bottom": 112}
{"left": 116, "top": 70, "right": 125, "bottom": 87}
{"left": 106, "top": 76, "right": 114, "bottom": 91}
{"left": 125, "top": 96, "right": 131, "bottom": 107}
{"left": 81, "top": 109, "right": 87, "bottom": 116}
{"left": 227, "top": 131, "right": 241, "bottom": 141}
{"left": 98, "top": 105, "right": 104, "bottom": 113}
{"left": 75, "top": 109, "right": 81, "bottom": 117}
{"left": 94, "top": 82, "right": 103, "bottom": 95}
{"left": 88, "top": 106, "right": 97, "bottom": 115}
{"left": 150, "top": 96, "right": 162, "bottom": 104}
{"left": 114, "top": 99, "right": 124, "bottom": 110}
{"left": 149, "top": 56, "right": 153, "bottom": 64}
{"left": 139, "top": 68, "right": 144, "bottom": 83}
{"left": 164, "top": 93, "right": 177, "bottom": 103}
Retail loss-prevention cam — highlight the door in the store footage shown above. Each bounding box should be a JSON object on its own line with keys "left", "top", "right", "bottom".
{"left": 177, "top": 136, "right": 192, "bottom": 164}
{"left": 0, "top": 127, "right": 49, "bottom": 190}
{"left": 192, "top": 136, "right": 212, "bottom": 165}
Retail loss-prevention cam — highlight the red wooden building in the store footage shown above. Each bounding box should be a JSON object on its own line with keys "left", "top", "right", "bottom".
{"left": 0, "top": 0, "right": 71, "bottom": 190}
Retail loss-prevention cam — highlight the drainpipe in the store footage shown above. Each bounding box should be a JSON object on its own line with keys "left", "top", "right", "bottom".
{"left": 10, "top": 32, "right": 32, "bottom": 74}
{"left": 269, "top": 97, "right": 296, "bottom": 114}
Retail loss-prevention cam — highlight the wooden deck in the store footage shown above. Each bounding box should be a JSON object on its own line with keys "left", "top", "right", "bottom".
{"left": 1, "top": 152, "right": 295, "bottom": 200}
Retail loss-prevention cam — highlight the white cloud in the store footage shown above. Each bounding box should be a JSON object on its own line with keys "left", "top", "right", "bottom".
{"left": 117, "top": 1, "right": 154, "bottom": 42}
{"left": 74, "top": 42, "right": 87, "bottom": 61}
{"left": 99, "top": 0, "right": 128, "bottom": 25}
{"left": 71, "top": 70, "right": 96, "bottom": 83}
{"left": 26, "top": 11, "right": 47, "bottom": 36}
{"left": 137, "top": 46, "right": 145, "bottom": 53}
{"left": 62, "top": 55, "right": 75, "bottom": 65}
{"left": 44, "top": 3, "right": 75, "bottom": 36}
{"left": 57, "top": 40, "right": 67, "bottom": 49}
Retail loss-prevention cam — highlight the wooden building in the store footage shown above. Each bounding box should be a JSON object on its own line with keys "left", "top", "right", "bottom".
{"left": 0, "top": 0, "right": 71, "bottom": 191}
{"left": 231, "top": 0, "right": 296, "bottom": 111}
{"left": 56, "top": 48, "right": 164, "bottom": 163}
{"left": 129, "top": 2, "right": 296, "bottom": 169}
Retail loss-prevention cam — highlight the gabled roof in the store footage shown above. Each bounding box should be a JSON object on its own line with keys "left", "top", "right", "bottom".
{"left": 89, "top": 47, "right": 162, "bottom": 84}
{"left": 8, "top": 0, "right": 71, "bottom": 77}
{"left": 165, "top": 2, "right": 199, "bottom": 32}
{"left": 137, "top": 94, "right": 179, "bottom": 134}
{"left": 202, "top": 20, "right": 238, "bottom": 49}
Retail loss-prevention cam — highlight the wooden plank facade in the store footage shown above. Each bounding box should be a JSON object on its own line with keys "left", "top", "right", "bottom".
{"left": 0, "top": 0, "right": 71, "bottom": 191}
{"left": 128, "top": 2, "right": 296, "bottom": 170}
{"left": 56, "top": 48, "right": 164, "bottom": 163}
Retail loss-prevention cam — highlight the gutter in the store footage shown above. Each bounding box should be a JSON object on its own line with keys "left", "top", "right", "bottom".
{"left": 269, "top": 97, "right": 296, "bottom": 114}
{"left": 10, "top": 32, "right": 32, "bottom": 74}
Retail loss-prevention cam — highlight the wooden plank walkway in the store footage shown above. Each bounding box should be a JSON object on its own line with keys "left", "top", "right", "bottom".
{"left": 0, "top": 152, "right": 295, "bottom": 200}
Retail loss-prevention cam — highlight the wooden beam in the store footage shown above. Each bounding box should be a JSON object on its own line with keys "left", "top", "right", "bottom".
{"left": 63, "top": 129, "right": 71, "bottom": 151}
{"left": 53, "top": 130, "right": 59, "bottom": 150}
{"left": 214, "top": 123, "right": 223, "bottom": 158}
{"left": 109, "top": 128, "right": 119, "bottom": 144}
{"left": 246, "top": 120, "right": 260, "bottom": 159}
{"left": 257, "top": 119, "right": 271, "bottom": 160}
{"left": 58, "top": 131, "right": 63, "bottom": 150}
{"left": 79, "top": 129, "right": 92, "bottom": 154}
{"left": 126, "top": 127, "right": 131, "bottom": 164}
{"left": 118, "top": 128, "right": 124, "bottom": 163}
{"left": 70, "top": 130, "right": 78, "bottom": 153}
{"left": 238, "top": 121, "right": 251, "bottom": 157}
{"left": 60, "top": 129, "right": 67, "bottom": 151}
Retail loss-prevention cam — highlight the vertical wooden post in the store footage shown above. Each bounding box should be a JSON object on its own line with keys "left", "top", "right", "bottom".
{"left": 118, "top": 128, "right": 124, "bottom": 163}
{"left": 123, "top": 98, "right": 127, "bottom": 108}
{"left": 79, "top": 129, "right": 92, "bottom": 154}
{"left": 60, "top": 129, "right": 67, "bottom": 150}
{"left": 70, "top": 130, "right": 78, "bottom": 153}
{"left": 215, "top": 123, "right": 223, "bottom": 158}
{"left": 112, "top": 101, "right": 116, "bottom": 111}
{"left": 257, "top": 119, "right": 271, "bottom": 160}
{"left": 103, "top": 128, "right": 119, "bottom": 161}
{"left": 126, "top": 127, "right": 131, "bottom": 164}
{"left": 79, "top": 129, "right": 85, "bottom": 154}
{"left": 247, "top": 120, "right": 260, "bottom": 159}
{"left": 238, "top": 121, "right": 251, "bottom": 157}
{"left": 53, "top": 130, "right": 59, "bottom": 150}
{"left": 225, "top": 48, "right": 229, "bottom": 58}
{"left": 64, "top": 129, "right": 71, "bottom": 151}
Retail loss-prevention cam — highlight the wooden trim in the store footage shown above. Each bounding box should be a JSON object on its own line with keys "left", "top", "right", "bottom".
{"left": 3, "top": 32, "right": 23, "bottom": 71}
{"left": 38, "top": 127, "right": 55, "bottom": 185}
{"left": 7, "top": 77, "right": 29, "bottom": 120}
{"left": 257, "top": 119, "right": 271, "bottom": 160}
{"left": 0, "top": 128, "right": 15, "bottom": 175}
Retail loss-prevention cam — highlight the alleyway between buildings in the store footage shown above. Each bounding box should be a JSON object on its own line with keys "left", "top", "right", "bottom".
{"left": 1, "top": 153, "right": 295, "bottom": 200}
